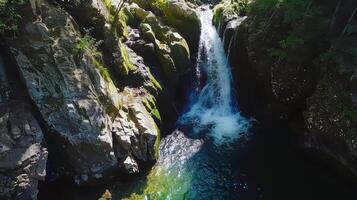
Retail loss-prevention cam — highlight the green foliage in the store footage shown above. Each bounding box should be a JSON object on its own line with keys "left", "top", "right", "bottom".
{"left": 119, "top": 40, "right": 135, "bottom": 75}
{"left": 213, "top": 0, "right": 250, "bottom": 27}
{"left": 281, "top": 0, "right": 311, "bottom": 24}
{"left": 76, "top": 33, "right": 113, "bottom": 83}
{"left": 93, "top": 59, "right": 111, "bottom": 82}
{"left": 279, "top": 34, "right": 304, "bottom": 49}
{"left": 0, "top": 0, "right": 27, "bottom": 35}
{"left": 152, "top": 0, "right": 166, "bottom": 10}
{"left": 148, "top": 68, "right": 162, "bottom": 91}
{"left": 342, "top": 106, "right": 357, "bottom": 122}
{"left": 319, "top": 36, "right": 357, "bottom": 73}
{"left": 76, "top": 34, "right": 98, "bottom": 54}
{"left": 268, "top": 48, "right": 287, "bottom": 60}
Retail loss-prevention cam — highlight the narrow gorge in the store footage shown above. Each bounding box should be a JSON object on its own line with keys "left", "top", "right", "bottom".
{"left": 0, "top": 0, "right": 357, "bottom": 200}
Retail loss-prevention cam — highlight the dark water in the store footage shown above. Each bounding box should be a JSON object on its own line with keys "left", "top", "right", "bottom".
{"left": 38, "top": 6, "right": 357, "bottom": 200}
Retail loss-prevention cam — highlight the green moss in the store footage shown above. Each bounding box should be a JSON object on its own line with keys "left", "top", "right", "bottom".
{"left": 76, "top": 34, "right": 97, "bottom": 54}
{"left": 140, "top": 23, "right": 156, "bottom": 42}
{"left": 103, "top": 0, "right": 114, "bottom": 13}
{"left": 142, "top": 96, "right": 161, "bottom": 122}
{"left": 213, "top": 0, "right": 250, "bottom": 29}
{"left": 119, "top": 40, "right": 135, "bottom": 75}
{"left": 343, "top": 106, "right": 357, "bottom": 122}
{"left": 148, "top": 69, "right": 162, "bottom": 91}
{"left": 92, "top": 59, "right": 111, "bottom": 82}
{"left": 154, "top": 123, "right": 160, "bottom": 160}
{"left": 152, "top": 108, "right": 161, "bottom": 122}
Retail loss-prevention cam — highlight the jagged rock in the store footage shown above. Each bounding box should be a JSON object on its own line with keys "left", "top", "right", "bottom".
{"left": 213, "top": 0, "right": 241, "bottom": 36}
{"left": 223, "top": 0, "right": 357, "bottom": 179}
{"left": 222, "top": 17, "right": 246, "bottom": 52}
{"left": 130, "top": 0, "right": 201, "bottom": 51}
{"left": 163, "top": 0, "right": 201, "bottom": 50}
{"left": 139, "top": 13, "right": 190, "bottom": 90}
{"left": 123, "top": 156, "right": 139, "bottom": 173}
{"left": 112, "top": 88, "right": 160, "bottom": 164}
{"left": 157, "top": 130, "right": 203, "bottom": 169}
{"left": 7, "top": 1, "right": 120, "bottom": 185}
{"left": 0, "top": 106, "right": 47, "bottom": 200}
{"left": 54, "top": 0, "right": 111, "bottom": 36}
{"left": 302, "top": 73, "right": 357, "bottom": 176}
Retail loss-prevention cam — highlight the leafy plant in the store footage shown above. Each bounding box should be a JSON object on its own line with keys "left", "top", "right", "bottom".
{"left": 0, "top": 0, "right": 28, "bottom": 36}
{"left": 76, "top": 33, "right": 99, "bottom": 54}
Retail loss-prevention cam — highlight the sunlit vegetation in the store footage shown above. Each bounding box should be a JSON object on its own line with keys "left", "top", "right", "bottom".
{"left": 0, "top": 0, "right": 27, "bottom": 35}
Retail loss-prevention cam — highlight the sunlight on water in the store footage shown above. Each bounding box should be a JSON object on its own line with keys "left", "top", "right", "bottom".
{"left": 122, "top": 6, "right": 251, "bottom": 200}
{"left": 179, "top": 7, "right": 250, "bottom": 146}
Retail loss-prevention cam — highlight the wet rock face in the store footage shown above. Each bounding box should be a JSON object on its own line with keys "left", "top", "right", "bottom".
{"left": 1, "top": 0, "right": 198, "bottom": 191}
{"left": 303, "top": 73, "right": 357, "bottom": 175}
{"left": 0, "top": 52, "right": 46, "bottom": 199}
{"left": 131, "top": 0, "right": 201, "bottom": 51}
{"left": 4, "top": 0, "right": 161, "bottom": 186}
{"left": 217, "top": 0, "right": 357, "bottom": 177}
{"left": 9, "top": 2, "right": 120, "bottom": 184}
{"left": 0, "top": 106, "right": 47, "bottom": 200}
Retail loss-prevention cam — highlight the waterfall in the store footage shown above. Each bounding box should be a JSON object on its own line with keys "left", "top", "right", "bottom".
{"left": 179, "top": 6, "right": 250, "bottom": 146}
{"left": 122, "top": 7, "right": 254, "bottom": 200}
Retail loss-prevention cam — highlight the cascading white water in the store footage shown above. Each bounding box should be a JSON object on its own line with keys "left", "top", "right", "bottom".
{"left": 179, "top": 7, "right": 250, "bottom": 146}
{"left": 120, "top": 7, "right": 254, "bottom": 200}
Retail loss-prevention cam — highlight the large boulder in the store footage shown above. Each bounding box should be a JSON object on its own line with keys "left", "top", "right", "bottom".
{"left": 8, "top": 2, "right": 120, "bottom": 185}
{"left": 131, "top": 0, "right": 201, "bottom": 51}
{"left": 0, "top": 106, "right": 47, "bottom": 200}
{"left": 140, "top": 13, "right": 190, "bottom": 90}
{"left": 302, "top": 72, "right": 357, "bottom": 176}
{"left": 0, "top": 52, "right": 47, "bottom": 200}
{"left": 224, "top": 0, "right": 357, "bottom": 178}
{"left": 6, "top": 0, "right": 160, "bottom": 185}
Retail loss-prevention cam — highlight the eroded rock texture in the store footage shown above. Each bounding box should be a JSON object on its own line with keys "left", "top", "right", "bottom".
{"left": 0, "top": 0, "right": 201, "bottom": 196}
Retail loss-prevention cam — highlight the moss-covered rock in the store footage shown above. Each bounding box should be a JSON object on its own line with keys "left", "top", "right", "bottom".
{"left": 130, "top": 0, "right": 201, "bottom": 51}
{"left": 137, "top": 12, "right": 190, "bottom": 90}
{"left": 118, "top": 41, "right": 136, "bottom": 75}
{"left": 213, "top": 0, "right": 247, "bottom": 35}
{"left": 226, "top": 0, "right": 357, "bottom": 177}
{"left": 4, "top": 0, "right": 165, "bottom": 185}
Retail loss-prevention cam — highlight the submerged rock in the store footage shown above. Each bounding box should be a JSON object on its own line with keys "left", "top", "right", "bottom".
{"left": 158, "top": 130, "right": 203, "bottom": 169}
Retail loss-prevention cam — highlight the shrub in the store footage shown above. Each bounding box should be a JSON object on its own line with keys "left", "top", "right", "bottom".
{"left": 0, "top": 0, "right": 27, "bottom": 36}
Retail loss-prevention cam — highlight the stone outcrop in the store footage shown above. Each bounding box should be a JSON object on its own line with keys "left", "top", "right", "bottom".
{"left": 216, "top": 0, "right": 357, "bottom": 177}
{"left": 0, "top": 0, "right": 200, "bottom": 197}
{"left": 0, "top": 105, "right": 47, "bottom": 200}
{"left": 130, "top": 0, "right": 201, "bottom": 51}
{"left": 3, "top": 0, "right": 162, "bottom": 186}
{"left": 0, "top": 51, "right": 47, "bottom": 199}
